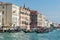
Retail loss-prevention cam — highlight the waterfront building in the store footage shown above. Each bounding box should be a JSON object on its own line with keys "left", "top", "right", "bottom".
{"left": 30, "top": 10, "right": 37, "bottom": 28}
{"left": 30, "top": 10, "right": 46, "bottom": 28}
{"left": 45, "top": 20, "right": 53, "bottom": 28}
{"left": 45, "top": 20, "right": 48, "bottom": 27}
{"left": 53, "top": 23, "right": 59, "bottom": 27}
{"left": 37, "top": 13, "right": 46, "bottom": 28}
{"left": 48, "top": 21, "right": 53, "bottom": 27}
{"left": 19, "top": 4, "right": 30, "bottom": 30}
{"left": 0, "top": 2, "right": 19, "bottom": 28}
{"left": 58, "top": 24, "right": 60, "bottom": 27}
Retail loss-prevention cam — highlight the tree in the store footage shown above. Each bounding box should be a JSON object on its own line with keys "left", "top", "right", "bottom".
{"left": 50, "top": 24, "right": 55, "bottom": 28}
{"left": 50, "top": 24, "right": 54, "bottom": 27}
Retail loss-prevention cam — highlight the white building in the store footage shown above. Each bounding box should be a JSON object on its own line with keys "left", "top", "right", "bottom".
{"left": 45, "top": 20, "right": 52, "bottom": 28}
{"left": 53, "top": 23, "right": 59, "bottom": 27}
{"left": 12, "top": 4, "right": 19, "bottom": 27}
{"left": 37, "top": 13, "right": 46, "bottom": 27}
{"left": 0, "top": 2, "right": 19, "bottom": 28}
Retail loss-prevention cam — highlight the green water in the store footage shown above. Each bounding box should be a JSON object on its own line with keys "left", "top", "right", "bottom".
{"left": 0, "top": 30, "right": 60, "bottom": 40}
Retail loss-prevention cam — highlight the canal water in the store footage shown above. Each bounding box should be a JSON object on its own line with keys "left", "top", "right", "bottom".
{"left": 0, "top": 30, "right": 60, "bottom": 40}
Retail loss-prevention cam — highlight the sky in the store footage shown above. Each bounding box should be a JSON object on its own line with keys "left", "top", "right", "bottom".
{"left": 0, "top": 0, "right": 60, "bottom": 23}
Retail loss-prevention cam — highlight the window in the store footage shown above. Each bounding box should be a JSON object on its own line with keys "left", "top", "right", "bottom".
{"left": 25, "top": 22, "right": 28, "bottom": 25}
{"left": 22, "top": 21, "right": 25, "bottom": 24}
{"left": 2, "top": 11, "right": 4, "bottom": 14}
{"left": 13, "top": 10, "right": 16, "bottom": 13}
{"left": 0, "top": 6, "right": 2, "bottom": 8}
{"left": 22, "top": 21, "right": 28, "bottom": 25}
{"left": 25, "top": 17, "right": 28, "bottom": 20}
{"left": 39, "top": 16, "right": 42, "bottom": 18}
{"left": 0, "top": 6, "right": 1, "bottom": 7}
{"left": 0, "top": 15, "right": 2, "bottom": 22}
{"left": 12, "top": 17, "right": 17, "bottom": 23}
{"left": 38, "top": 22, "right": 42, "bottom": 25}
{"left": 21, "top": 12, "right": 24, "bottom": 14}
{"left": 3, "top": 6, "right": 4, "bottom": 9}
{"left": 13, "top": 6, "right": 17, "bottom": 9}
{"left": 40, "top": 19, "right": 42, "bottom": 21}
{"left": 25, "top": 13, "right": 29, "bottom": 15}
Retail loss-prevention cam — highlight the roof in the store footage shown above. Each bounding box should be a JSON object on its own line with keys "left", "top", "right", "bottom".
{"left": 0, "top": 2, "right": 12, "bottom": 5}
{"left": 30, "top": 10, "right": 37, "bottom": 14}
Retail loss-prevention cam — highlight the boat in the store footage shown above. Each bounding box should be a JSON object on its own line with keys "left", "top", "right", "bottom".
{"left": 35, "top": 27, "right": 45, "bottom": 33}
{"left": 22, "top": 26, "right": 31, "bottom": 33}
{"left": 23, "top": 30, "right": 31, "bottom": 33}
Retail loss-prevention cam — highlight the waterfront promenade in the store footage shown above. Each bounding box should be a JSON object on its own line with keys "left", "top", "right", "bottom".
{"left": 0, "top": 26, "right": 55, "bottom": 33}
{"left": 0, "top": 26, "right": 59, "bottom": 33}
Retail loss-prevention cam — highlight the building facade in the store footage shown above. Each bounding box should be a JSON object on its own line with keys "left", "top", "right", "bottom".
{"left": 53, "top": 23, "right": 59, "bottom": 27}
{"left": 30, "top": 10, "right": 46, "bottom": 28}
{"left": 30, "top": 10, "right": 37, "bottom": 28}
{"left": 37, "top": 13, "right": 46, "bottom": 27}
{"left": 19, "top": 6, "right": 30, "bottom": 30}
{"left": 45, "top": 20, "right": 53, "bottom": 28}
{"left": 0, "top": 2, "right": 19, "bottom": 28}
